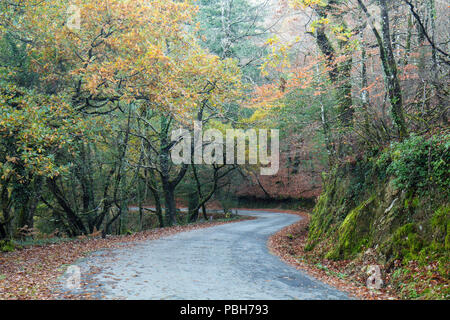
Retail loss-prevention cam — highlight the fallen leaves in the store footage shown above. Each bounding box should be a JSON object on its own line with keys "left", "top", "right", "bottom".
{"left": 267, "top": 208, "right": 449, "bottom": 300}
{"left": 266, "top": 209, "right": 397, "bottom": 300}
{"left": 0, "top": 217, "right": 251, "bottom": 300}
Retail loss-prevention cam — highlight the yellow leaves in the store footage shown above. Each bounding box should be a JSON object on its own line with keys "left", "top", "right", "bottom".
{"left": 4, "top": 0, "right": 243, "bottom": 125}
{"left": 310, "top": 17, "right": 330, "bottom": 33}
{"left": 248, "top": 109, "right": 270, "bottom": 123}
{"left": 265, "top": 36, "right": 279, "bottom": 46}
{"left": 261, "top": 36, "right": 292, "bottom": 76}
{"left": 1, "top": 167, "right": 12, "bottom": 181}
{"left": 290, "top": 0, "right": 328, "bottom": 9}
{"left": 5, "top": 156, "right": 19, "bottom": 164}
{"left": 0, "top": 82, "right": 88, "bottom": 178}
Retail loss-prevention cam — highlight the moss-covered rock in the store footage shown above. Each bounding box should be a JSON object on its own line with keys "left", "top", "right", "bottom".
{"left": 326, "top": 195, "right": 376, "bottom": 260}
{"left": 391, "top": 223, "right": 424, "bottom": 261}
{"left": 431, "top": 205, "right": 450, "bottom": 250}
{"left": 308, "top": 135, "right": 449, "bottom": 267}
{"left": 306, "top": 133, "right": 449, "bottom": 298}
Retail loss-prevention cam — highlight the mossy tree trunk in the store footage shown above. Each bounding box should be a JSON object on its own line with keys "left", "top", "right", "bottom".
{"left": 314, "top": 6, "right": 354, "bottom": 128}
{"left": 159, "top": 116, "right": 188, "bottom": 226}
{"left": 357, "top": 0, "right": 408, "bottom": 140}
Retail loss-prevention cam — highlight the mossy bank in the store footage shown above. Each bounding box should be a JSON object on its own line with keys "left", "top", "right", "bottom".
{"left": 306, "top": 133, "right": 449, "bottom": 299}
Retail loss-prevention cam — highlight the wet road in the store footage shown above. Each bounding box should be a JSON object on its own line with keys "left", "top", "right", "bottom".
{"left": 58, "top": 210, "right": 349, "bottom": 300}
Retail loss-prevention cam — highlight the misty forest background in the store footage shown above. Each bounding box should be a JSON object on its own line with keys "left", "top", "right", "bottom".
{"left": 0, "top": 0, "right": 448, "bottom": 298}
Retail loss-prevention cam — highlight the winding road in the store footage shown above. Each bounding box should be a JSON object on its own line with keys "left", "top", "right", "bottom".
{"left": 58, "top": 210, "right": 349, "bottom": 300}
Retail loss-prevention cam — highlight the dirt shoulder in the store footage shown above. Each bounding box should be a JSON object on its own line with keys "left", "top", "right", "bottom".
{"left": 255, "top": 208, "right": 398, "bottom": 300}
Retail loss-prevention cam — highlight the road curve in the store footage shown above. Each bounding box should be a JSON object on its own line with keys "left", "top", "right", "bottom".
{"left": 58, "top": 210, "right": 349, "bottom": 300}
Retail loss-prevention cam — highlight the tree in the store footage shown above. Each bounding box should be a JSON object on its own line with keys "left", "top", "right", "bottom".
{"left": 0, "top": 0, "right": 243, "bottom": 235}
{"left": 357, "top": 0, "right": 408, "bottom": 139}
{"left": 0, "top": 81, "right": 88, "bottom": 238}
{"left": 197, "top": 0, "right": 272, "bottom": 84}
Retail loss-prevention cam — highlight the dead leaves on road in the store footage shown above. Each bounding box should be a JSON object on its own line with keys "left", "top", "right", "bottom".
{"left": 0, "top": 218, "right": 249, "bottom": 300}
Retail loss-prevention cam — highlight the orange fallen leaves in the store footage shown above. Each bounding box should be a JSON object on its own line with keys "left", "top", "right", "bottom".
{"left": 0, "top": 218, "right": 251, "bottom": 300}
{"left": 266, "top": 209, "right": 397, "bottom": 300}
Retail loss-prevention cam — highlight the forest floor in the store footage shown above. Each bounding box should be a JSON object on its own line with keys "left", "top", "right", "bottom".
{"left": 0, "top": 215, "right": 251, "bottom": 300}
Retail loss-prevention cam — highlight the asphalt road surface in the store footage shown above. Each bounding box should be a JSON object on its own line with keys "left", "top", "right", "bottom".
{"left": 58, "top": 210, "right": 349, "bottom": 300}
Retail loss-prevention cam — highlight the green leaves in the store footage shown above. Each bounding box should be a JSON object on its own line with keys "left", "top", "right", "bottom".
{"left": 380, "top": 134, "right": 450, "bottom": 195}
{"left": 0, "top": 81, "right": 87, "bottom": 179}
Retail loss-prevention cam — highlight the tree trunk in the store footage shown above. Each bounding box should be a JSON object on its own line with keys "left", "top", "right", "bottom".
{"left": 188, "top": 189, "right": 200, "bottom": 223}
{"left": 360, "top": 29, "right": 370, "bottom": 133}
{"left": 314, "top": 7, "right": 353, "bottom": 127}
{"left": 16, "top": 176, "right": 43, "bottom": 235}
{"left": 47, "top": 177, "right": 87, "bottom": 235}
{"left": 357, "top": 0, "right": 408, "bottom": 139}
{"left": 152, "top": 188, "right": 164, "bottom": 228}
{"left": 15, "top": 182, "right": 31, "bottom": 235}
{"left": 0, "top": 178, "right": 10, "bottom": 239}
{"left": 145, "top": 168, "right": 164, "bottom": 228}
{"left": 78, "top": 143, "right": 96, "bottom": 232}
{"left": 158, "top": 115, "right": 188, "bottom": 226}
{"left": 379, "top": 0, "right": 408, "bottom": 139}
{"left": 0, "top": 223, "right": 6, "bottom": 240}
{"left": 163, "top": 183, "right": 177, "bottom": 226}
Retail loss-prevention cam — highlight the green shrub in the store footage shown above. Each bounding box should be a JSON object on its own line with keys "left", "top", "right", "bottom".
{"left": 0, "top": 240, "right": 16, "bottom": 252}
{"left": 377, "top": 134, "right": 450, "bottom": 195}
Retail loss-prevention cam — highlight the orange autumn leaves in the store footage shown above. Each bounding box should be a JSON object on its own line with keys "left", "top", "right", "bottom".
{"left": 15, "top": 0, "right": 243, "bottom": 118}
{"left": 247, "top": 56, "right": 322, "bottom": 123}
{"left": 0, "top": 0, "right": 244, "bottom": 181}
